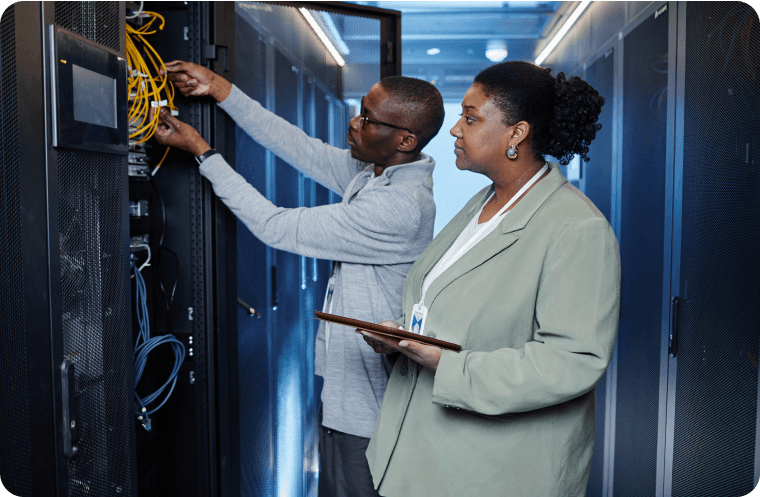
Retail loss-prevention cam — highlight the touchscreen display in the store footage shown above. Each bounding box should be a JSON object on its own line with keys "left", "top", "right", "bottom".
{"left": 72, "top": 64, "right": 117, "bottom": 128}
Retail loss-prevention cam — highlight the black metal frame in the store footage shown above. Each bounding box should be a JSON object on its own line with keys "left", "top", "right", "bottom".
{"left": 14, "top": 2, "right": 66, "bottom": 494}
{"left": 269, "top": 1, "right": 402, "bottom": 79}
{"left": 208, "top": 3, "right": 240, "bottom": 495}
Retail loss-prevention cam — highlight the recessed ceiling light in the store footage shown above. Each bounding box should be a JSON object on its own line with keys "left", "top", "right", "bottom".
{"left": 485, "top": 40, "right": 508, "bottom": 62}
{"left": 427, "top": 48, "right": 441, "bottom": 55}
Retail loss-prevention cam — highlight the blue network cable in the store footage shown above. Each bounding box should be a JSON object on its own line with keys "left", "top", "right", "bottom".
{"left": 131, "top": 257, "right": 186, "bottom": 430}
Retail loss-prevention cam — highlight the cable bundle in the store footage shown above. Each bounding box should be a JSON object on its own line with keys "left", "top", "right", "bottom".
{"left": 126, "top": 9, "right": 175, "bottom": 174}
{"left": 132, "top": 258, "right": 185, "bottom": 431}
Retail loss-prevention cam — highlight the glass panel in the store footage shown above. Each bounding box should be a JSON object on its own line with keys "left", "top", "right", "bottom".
{"left": 234, "top": 3, "right": 386, "bottom": 496}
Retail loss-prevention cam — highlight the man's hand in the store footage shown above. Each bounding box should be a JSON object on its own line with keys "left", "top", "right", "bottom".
{"left": 151, "top": 107, "right": 211, "bottom": 156}
{"left": 163, "top": 60, "right": 232, "bottom": 103}
{"left": 358, "top": 322, "right": 443, "bottom": 371}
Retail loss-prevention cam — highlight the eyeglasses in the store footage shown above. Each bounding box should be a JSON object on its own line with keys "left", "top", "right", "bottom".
{"left": 359, "top": 97, "right": 415, "bottom": 134}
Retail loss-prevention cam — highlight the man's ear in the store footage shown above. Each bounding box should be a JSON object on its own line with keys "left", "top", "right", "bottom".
{"left": 397, "top": 133, "right": 419, "bottom": 153}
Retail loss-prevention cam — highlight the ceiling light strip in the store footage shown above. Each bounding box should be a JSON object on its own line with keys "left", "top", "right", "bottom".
{"left": 535, "top": 0, "right": 591, "bottom": 66}
{"left": 300, "top": 8, "right": 346, "bottom": 67}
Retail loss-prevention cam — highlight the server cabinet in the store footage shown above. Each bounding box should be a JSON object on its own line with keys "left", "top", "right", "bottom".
{"left": 665, "top": 3, "right": 760, "bottom": 496}
{"left": 566, "top": 3, "right": 760, "bottom": 496}
{"left": 125, "top": 3, "right": 240, "bottom": 496}
{"left": 582, "top": 47, "right": 615, "bottom": 497}
{"left": 0, "top": 2, "right": 135, "bottom": 497}
{"left": 614, "top": 9, "right": 672, "bottom": 497}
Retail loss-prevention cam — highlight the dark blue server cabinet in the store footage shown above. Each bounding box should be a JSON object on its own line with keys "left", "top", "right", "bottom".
{"left": 570, "top": 2, "right": 760, "bottom": 496}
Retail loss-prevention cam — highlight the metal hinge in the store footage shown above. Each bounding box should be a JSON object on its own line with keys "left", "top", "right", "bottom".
{"left": 385, "top": 41, "right": 394, "bottom": 64}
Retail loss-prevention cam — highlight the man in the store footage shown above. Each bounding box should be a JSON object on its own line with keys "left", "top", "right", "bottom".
{"left": 152, "top": 61, "right": 444, "bottom": 497}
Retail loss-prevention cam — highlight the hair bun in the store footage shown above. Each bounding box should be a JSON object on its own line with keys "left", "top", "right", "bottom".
{"left": 546, "top": 72, "right": 604, "bottom": 164}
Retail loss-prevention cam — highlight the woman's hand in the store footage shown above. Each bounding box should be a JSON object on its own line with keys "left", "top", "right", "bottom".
{"left": 357, "top": 323, "right": 443, "bottom": 372}
{"left": 163, "top": 60, "right": 232, "bottom": 103}
{"left": 358, "top": 321, "right": 402, "bottom": 354}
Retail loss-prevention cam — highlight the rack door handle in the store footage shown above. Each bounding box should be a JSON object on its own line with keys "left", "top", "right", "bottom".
{"left": 669, "top": 296, "right": 680, "bottom": 357}
{"left": 61, "top": 359, "right": 78, "bottom": 458}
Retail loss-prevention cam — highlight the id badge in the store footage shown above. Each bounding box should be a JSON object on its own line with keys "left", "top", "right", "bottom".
{"left": 410, "top": 303, "right": 428, "bottom": 335}
{"left": 322, "top": 274, "right": 336, "bottom": 314}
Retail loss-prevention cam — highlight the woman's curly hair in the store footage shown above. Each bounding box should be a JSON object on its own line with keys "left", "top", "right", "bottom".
{"left": 474, "top": 61, "right": 604, "bottom": 165}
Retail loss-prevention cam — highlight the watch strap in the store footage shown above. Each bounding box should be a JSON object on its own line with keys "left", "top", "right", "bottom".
{"left": 195, "top": 148, "right": 219, "bottom": 165}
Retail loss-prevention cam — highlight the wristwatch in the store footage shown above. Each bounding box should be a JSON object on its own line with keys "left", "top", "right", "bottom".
{"left": 195, "top": 148, "right": 220, "bottom": 165}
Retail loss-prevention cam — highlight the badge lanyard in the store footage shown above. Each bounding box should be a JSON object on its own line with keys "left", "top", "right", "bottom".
{"left": 410, "top": 163, "right": 548, "bottom": 336}
{"left": 322, "top": 262, "right": 338, "bottom": 354}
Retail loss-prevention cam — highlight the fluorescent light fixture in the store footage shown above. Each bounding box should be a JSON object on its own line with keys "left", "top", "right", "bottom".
{"left": 485, "top": 40, "right": 508, "bottom": 62}
{"left": 300, "top": 8, "right": 345, "bottom": 67}
{"left": 535, "top": 0, "right": 591, "bottom": 66}
{"left": 427, "top": 47, "right": 441, "bottom": 55}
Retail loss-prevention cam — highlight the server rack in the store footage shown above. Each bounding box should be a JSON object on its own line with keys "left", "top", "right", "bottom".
{"left": 558, "top": 2, "right": 760, "bottom": 496}
{"left": 0, "top": 2, "right": 136, "bottom": 496}
{"left": 0, "top": 2, "right": 401, "bottom": 496}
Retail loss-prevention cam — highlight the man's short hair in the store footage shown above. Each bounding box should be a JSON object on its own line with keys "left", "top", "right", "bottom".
{"left": 379, "top": 76, "right": 445, "bottom": 151}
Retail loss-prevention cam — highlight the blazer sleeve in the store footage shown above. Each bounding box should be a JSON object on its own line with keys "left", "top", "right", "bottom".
{"left": 218, "top": 85, "right": 363, "bottom": 196}
{"left": 432, "top": 217, "right": 621, "bottom": 415}
{"left": 199, "top": 154, "right": 427, "bottom": 264}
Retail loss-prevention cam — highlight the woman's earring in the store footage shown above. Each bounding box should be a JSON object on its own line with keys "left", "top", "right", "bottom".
{"left": 507, "top": 144, "right": 518, "bottom": 160}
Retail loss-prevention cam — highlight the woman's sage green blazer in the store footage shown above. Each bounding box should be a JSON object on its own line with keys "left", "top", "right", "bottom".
{"left": 367, "top": 162, "right": 621, "bottom": 497}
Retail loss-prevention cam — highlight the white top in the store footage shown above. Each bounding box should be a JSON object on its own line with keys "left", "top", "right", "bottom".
{"left": 420, "top": 163, "right": 548, "bottom": 303}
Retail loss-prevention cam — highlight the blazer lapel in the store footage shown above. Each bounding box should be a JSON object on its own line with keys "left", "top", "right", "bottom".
{"left": 407, "top": 185, "right": 493, "bottom": 304}
{"left": 422, "top": 162, "right": 568, "bottom": 310}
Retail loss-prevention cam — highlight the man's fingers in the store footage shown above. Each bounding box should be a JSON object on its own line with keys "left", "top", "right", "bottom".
{"left": 173, "top": 78, "right": 197, "bottom": 88}
{"left": 157, "top": 108, "right": 184, "bottom": 130}
{"left": 164, "top": 60, "right": 187, "bottom": 72}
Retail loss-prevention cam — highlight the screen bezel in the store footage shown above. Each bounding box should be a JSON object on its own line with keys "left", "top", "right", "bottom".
{"left": 50, "top": 25, "right": 128, "bottom": 155}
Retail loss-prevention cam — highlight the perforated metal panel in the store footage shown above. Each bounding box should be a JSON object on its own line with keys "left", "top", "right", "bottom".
{"left": 54, "top": 1, "right": 120, "bottom": 52}
{"left": 583, "top": 52, "right": 614, "bottom": 497}
{"left": 584, "top": 52, "right": 614, "bottom": 223}
{"left": 670, "top": 3, "right": 760, "bottom": 496}
{"left": 58, "top": 150, "right": 131, "bottom": 497}
{"left": 575, "top": 53, "right": 614, "bottom": 497}
{"left": 613, "top": 10, "right": 669, "bottom": 497}
{"left": 0, "top": 5, "right": 33, "bottom": 496}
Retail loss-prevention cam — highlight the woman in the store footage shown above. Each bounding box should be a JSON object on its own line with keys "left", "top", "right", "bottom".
{"left": 359, "top": 61, "right": 619, "bottom": 496}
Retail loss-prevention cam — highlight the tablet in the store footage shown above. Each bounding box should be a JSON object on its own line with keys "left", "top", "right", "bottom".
{"left": 314, "top": 310, "right": 461, "bottom": 352}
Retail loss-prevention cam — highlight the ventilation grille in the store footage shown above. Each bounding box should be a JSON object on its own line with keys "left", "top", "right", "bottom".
{"left": 58, "top": 150, "right": 131, "bottom": 497}
{"left": 54, "top": 1, "right": 120, "bottom": 52}
{"left": 671, "top": 3, "right": 760, "bottom": 496}
{"left": 0, "top": 5, "right": 33, "bottom": 496}
{"left": 613, "top": 10, "right": 669, "bottom": 497}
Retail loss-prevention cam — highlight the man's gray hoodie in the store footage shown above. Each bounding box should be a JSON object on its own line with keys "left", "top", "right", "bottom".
{"left": 198, "top": 85, "right": 436, "bottom": 438}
